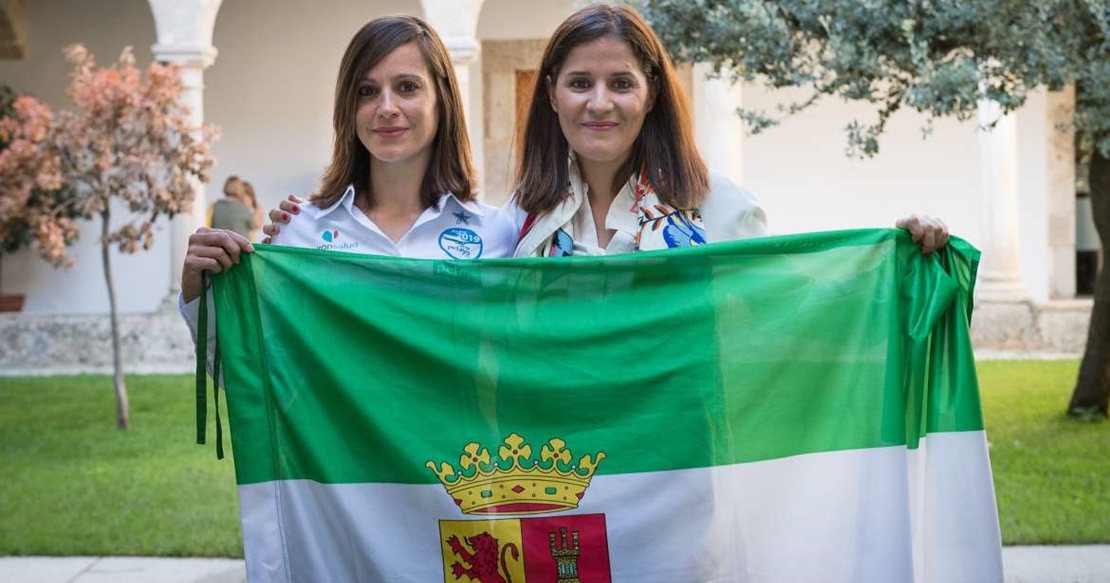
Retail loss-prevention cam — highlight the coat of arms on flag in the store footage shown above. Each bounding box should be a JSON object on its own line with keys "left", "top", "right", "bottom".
{"left": 429, "top": 434, "right": 612, "bottom": 581}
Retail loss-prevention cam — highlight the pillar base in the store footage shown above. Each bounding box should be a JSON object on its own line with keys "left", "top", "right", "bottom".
{"left": 975, "top": 273, "right": 1030, "bottom": 303}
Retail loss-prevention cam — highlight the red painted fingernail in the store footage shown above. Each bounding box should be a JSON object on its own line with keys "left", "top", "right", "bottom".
{"left": 281, "top": 212, "right": 289, "bottom": 221}
{"left": 292, "top": 205, "right": 300, "bottom": 213}
{"left": 263, "top": 238, "right": 271, "bottom": 244}
{"left": 273, "top": 226, "right": 280, "bottom": 233}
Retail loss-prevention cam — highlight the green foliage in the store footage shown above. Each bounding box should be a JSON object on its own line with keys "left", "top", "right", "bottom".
{"left": 0, "top": 375, "right": 241, "bottom": 557}
{"left": 640, "top": 0, "right": 1110, "bottom": 156}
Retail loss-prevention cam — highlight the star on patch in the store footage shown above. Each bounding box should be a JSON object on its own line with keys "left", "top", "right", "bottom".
{"left": 453, "top": 211, "right": 471, "bottom": 225}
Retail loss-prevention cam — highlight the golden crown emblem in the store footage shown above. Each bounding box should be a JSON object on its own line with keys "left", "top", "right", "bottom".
{"left": 426, "top": 433, "right": 606, "bottom": 515}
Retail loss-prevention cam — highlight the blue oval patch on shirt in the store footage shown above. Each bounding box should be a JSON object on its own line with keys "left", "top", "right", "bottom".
{"left": 438, "top": 227, "right": 483, "bottom": 259}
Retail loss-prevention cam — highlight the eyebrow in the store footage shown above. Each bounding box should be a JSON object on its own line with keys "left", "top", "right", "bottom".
{"left": 360, "top": 73, "right": 427, "bottom": 84}
{"left": 563, "top": 70, "right": 638, "bottom": 78}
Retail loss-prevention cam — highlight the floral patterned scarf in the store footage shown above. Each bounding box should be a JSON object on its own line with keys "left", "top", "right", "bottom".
{"left": 524, "top": 171, "right": 707, "bottom": 257}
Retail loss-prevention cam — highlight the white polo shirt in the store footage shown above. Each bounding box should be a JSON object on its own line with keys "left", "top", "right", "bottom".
{"left": 180, "top": 185, "right": 518, "bottom": 358}
{"left": 268, "top": 184, "right": 517, "bottom": 259}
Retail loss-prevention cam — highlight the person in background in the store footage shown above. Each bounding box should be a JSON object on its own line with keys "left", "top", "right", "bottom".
{"left": 208, "top": 175, "right": 258, "bottom": 239}
{"left": 240, "top": 181, "right": 264, "bottom": 240}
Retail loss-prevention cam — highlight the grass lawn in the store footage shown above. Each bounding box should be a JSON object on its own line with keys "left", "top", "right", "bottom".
{"left": 0, "top": 375, "right": 241, "bottom": 557}
{"left": 978, "top": 359, "right": 1110, "bottom": 545}
{"left": 0, "top": 360, "right": 1106, "bottom": 556}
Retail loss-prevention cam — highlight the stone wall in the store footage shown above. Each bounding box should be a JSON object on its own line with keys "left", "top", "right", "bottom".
{"left": 0, "top": 298, "right": 1092, "bottom": 376}
{"left": 972, "top": 299, "right": 1093, "bottom": 356}
{"left": 0, "top": 296, "right": 195, "bottom": 376}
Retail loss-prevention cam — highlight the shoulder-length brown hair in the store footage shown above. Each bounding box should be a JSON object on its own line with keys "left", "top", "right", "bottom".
{"left": 315, "top": 15, "right": 475, "bottom": 209}
{"left": 514, "top": 4, "right": 709, "bottom": 216}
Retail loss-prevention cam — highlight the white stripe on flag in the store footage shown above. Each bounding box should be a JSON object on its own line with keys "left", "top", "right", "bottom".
{"left": 237, "top": 431, "right": 1000, "bottom": 582}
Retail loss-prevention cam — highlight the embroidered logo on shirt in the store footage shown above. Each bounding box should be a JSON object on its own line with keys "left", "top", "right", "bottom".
{"left": 453, "top": 211, "right": 472, "bottom": 225}
{"left": 439, "top": 227, "right": 483, "bottom": 259}
{"left": 318, "top": 228, "right": 358, "bottom": 251}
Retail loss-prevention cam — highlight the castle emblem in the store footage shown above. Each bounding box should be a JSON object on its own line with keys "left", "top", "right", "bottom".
{"left": 550, "top": 526, "right": 582, "bottom": 583}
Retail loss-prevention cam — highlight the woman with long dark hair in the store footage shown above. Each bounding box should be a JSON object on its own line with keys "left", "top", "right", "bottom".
{"left": 509, "top": 3, "right": 768, "bottom": 256}
{"left": 508, "top": 3, "right": 945, "bottom": 256}
{"left": 180, "top": 15, "right": 516, "bottom": 340}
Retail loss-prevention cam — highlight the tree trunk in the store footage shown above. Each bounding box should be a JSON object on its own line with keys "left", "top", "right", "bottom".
{"left": 1067, "top": 136, "right": 1110, "bottom": 419}
{"left": 101, "top": 209, "right": 130, "bottom": 429}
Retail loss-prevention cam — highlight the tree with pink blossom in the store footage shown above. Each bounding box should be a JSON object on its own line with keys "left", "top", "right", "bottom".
{"left": 18, "top": 46, "right": 218, "bottom": 429}
{"left": 0, "top": 86, "right": 80, "bottom": 290}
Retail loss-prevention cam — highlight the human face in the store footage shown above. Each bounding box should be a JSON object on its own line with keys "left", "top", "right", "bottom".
{"left": 549, "top": 36, "right": 654, "bottom": 169}
{"left": 355, "top": 42, "right": 439, "bottom": 167}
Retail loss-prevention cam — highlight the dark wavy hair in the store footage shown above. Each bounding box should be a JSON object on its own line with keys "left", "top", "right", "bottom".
{"left": 514, "top": 4, "right": 709, "bottom": 215}
{"left": 315, "top": 15, "right": 475, "bottom": 209}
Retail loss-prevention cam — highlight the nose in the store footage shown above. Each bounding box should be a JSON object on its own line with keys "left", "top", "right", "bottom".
{"left": 378, "top": 89, "right": 400, "bottom": 117}
{"left": 586, "top": 85, "right": 614, "bottom": 115}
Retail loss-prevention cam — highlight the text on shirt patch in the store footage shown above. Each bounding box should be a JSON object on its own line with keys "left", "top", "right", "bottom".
{"left": 438, "top": 227, "right": 483, "bottom": 259}
{"left": 318, "top": 228, "right": 358, "bottom": 251}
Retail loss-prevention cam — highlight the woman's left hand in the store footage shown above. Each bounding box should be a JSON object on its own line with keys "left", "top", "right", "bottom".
{"left": 896, "top": 214, "right": 949, "bottom": 255}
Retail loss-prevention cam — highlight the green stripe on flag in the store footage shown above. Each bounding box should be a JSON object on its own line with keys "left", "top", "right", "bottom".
{"left": 212, "top": 229, "right": 983, "bottom": 486}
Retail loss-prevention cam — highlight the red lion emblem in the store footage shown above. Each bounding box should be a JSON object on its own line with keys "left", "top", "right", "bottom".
{"left": 446, "top": 532, "right": 520, "bottom": 583}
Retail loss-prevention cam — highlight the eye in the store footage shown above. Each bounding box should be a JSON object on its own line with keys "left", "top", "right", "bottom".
{"left": 397, "top": 80, "right": 420, "bottom": 94}
{"left": 357, "top": 84, "right": 379, "bottom": 98}
{"left": 612, "top": 78, "right": 634, "bottom": 90}
{"left": 567, "top": 77, "right": 591, "bottom": 90}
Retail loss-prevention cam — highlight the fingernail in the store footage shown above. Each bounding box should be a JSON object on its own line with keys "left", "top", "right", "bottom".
{"left": 273, "top": 226, "right": 280, "bottom": 234}
{"left": 292, "top": 205, "right": 300, "bottom": 213}
{"left": 281, "top": 212, "right": 289, "bottom": 221}
{"left": 263, "top": 238, "right": 271, "bottom": 244}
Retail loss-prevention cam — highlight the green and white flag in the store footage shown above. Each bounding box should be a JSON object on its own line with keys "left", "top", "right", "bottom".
{"left": 201, "top": 229, "right": 1002, "bottom": 582}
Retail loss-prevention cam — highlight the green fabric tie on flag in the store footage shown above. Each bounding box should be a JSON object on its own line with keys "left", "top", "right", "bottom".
{"left": 200, "top": 229, "right": 1001, "bottom": 582}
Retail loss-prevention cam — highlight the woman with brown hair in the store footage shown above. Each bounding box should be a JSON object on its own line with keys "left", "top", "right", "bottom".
{"left": 179, "top": 18, "right": 520, "bottom": 581}
{"left": 507, "top": 3, "right": 946, "bottom": 257}
{"left": 179, "top": 15, "right": 516, "bottom": 335}
{"left": 509, "top": 3, "right": 768, "bottom": 256}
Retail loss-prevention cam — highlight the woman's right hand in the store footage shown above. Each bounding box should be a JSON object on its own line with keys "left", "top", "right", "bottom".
{"left": 261, "top": 194, "right": 305, "bottom": 243}
{"left": 181, "top": 227, "right": 254, "bottom": 303}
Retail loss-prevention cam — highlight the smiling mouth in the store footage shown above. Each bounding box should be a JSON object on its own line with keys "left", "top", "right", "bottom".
{"left": 374, "top": 127, "right": 408, "bottom": 137}
{"left": 582, "top": 122, "right": 618, "bottom": 131}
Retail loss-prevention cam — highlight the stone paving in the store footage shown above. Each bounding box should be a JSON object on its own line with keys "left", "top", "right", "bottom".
{"left": 1, "top": 546, "right": 1108, "bottom": 582}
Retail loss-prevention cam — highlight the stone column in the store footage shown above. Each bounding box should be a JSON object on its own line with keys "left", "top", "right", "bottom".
{"left": 1046, "top": 85, "right": 1077, "bottom": 299}
{"left": 692, "top": 64, "right": 745, "bottom": 185}
{"left": 421, "top": 0, "right": 486, "bottom": 192}
{"left": 443, "top": 37, "right": 479, "bottom": 132}
{"left": 0, "top": 0, "right": 26, "bottom": 58}
{"left": 977, "top": 99, "right": 1030, "bottom": 301}
{"left": 147, "top": 0, "right": 223, "bottom": 291}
